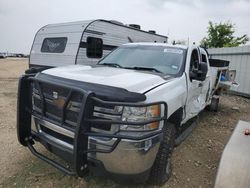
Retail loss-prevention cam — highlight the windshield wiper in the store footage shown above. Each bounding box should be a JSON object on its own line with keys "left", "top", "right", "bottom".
{"left": 125, "top": 66, "right": 163, "bottom": 74}
{"left": 100, "top": 63, "right": 123, "bottom": 68}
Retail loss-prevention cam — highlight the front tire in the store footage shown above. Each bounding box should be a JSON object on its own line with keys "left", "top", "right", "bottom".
{"left": 148, "top": 122, "right": 176, "bottom": 185}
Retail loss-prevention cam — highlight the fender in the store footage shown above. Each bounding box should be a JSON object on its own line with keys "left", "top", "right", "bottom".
{"left": 144, "top": 75, "right": 187, "bottom": 119}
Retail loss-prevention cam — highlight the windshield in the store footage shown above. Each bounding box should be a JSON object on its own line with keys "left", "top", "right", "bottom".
{"left": 98, "top": 45, "right": 186, "bottom": 75}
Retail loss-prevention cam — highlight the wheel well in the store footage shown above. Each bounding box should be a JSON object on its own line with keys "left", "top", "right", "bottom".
{"left": 168, "top": 107, "right": 183, "bottom": 133}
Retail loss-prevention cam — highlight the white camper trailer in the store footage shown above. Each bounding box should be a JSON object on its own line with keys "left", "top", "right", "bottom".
{"left": 29, "top": 19, "right": 168, "bottom": 68}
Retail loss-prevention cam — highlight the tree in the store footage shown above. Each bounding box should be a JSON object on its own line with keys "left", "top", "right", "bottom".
{"left": 200, "top": 21, "right": 249, "bottom": 48}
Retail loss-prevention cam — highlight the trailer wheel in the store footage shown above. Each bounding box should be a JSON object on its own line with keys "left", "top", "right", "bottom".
{"left": 209, "top": 96, "right": 219, "bottom": 112}
{"left": 148, "top": 122, "right": 176, "bottom": 185}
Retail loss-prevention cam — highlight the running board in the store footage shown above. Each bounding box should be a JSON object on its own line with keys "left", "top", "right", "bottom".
{"left": 175, "top": 116, "right": 199, "bottom": 146}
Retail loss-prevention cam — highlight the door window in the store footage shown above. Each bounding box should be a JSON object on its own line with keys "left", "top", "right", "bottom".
{"left": 189, "top": 49, "right": 199, "bottom": 75}
{"left": 201, "top": 54, "right": 207, "bottom": 63}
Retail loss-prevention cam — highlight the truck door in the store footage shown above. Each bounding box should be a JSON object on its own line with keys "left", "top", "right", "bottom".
{"left": 185, "top": 47, "right": 205, "bottom": 121}
{"left": 199, "top": 51, "right": 211, "bottom": 109}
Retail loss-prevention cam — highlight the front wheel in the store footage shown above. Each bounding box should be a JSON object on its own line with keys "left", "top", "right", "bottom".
{"left": 148, "top": 122, "right": 176, "bottom": 185}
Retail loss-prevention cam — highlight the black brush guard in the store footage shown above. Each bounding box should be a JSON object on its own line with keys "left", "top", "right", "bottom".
{"left": 17, "top": 74, "right": 167, "bottom": 177}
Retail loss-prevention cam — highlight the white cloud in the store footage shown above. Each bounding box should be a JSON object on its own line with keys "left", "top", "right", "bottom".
{"left": 0, "top": 0, "right": 249, "bottom": 53}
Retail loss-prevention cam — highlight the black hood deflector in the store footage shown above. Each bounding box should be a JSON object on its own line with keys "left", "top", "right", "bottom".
{"left": 36, "top": 73, "right": 146, "bottom": 103}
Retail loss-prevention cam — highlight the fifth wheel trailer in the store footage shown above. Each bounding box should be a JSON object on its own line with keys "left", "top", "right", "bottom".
{"left": 29, "top": 19, "right": 168, "bottom": 68}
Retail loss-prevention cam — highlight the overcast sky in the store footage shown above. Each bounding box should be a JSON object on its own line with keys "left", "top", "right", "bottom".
{"left": 0, "top": 0, "right": 250, "bottom": 53}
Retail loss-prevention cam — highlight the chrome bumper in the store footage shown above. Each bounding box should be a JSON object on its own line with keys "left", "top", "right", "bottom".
{"left": 88, "top": 135, "right": 161, "bottom": 174}
{"left": 32, "top": 117, "right": 162, "bottom": 175}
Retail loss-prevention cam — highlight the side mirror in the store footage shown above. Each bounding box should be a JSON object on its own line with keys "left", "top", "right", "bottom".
{"left": 189, "top": 62, "right": 208, "bottom": 81}
{"left": 196, "top": 62, "right": 208, "bottom": 81}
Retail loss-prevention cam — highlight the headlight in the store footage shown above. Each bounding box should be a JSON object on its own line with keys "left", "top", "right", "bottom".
{"left": 120, "top": 105, "right": 161, "bottom": 131}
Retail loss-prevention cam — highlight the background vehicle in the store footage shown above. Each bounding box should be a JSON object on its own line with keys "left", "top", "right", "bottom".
{"left": 17, "top": 43, "right": 235, "bottom": 185}
{"left": 29, "top": 19, "right": 168, "bottom": 68}
{"left": 0, "top": 52, "right": 7, "bottom": 58}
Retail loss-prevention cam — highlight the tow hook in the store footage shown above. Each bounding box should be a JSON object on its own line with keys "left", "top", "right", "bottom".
{"left": 25, "top": 136, "right": 34, "bottom": 145}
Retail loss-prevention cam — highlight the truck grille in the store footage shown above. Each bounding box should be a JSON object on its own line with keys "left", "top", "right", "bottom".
{"left": 32, "top": 83, "right": 123, "bottom": 142}
{"left": 32, "top": 83, "right": 83, "bottom": 130}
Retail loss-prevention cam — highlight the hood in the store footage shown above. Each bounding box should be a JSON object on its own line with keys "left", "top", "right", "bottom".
{"left": 42, "top": 65, "right": 170, "bottom": 93}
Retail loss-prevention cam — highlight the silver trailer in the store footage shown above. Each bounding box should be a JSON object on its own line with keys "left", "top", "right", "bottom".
{"left": 30, "top": 19, "right": 168, "bottom": 68}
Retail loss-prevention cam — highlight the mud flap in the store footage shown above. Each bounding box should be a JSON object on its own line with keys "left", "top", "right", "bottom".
{"left": 16, "top": 75, "right": 32, "bottom": 146}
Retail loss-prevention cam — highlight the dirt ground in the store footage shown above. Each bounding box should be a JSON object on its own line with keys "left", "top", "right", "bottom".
{"left": 0, "top": 58, "right": 250, "bottom": 188}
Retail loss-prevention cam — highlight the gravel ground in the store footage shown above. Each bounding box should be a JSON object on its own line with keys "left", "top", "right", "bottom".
{"left": 0, "top": 58, "right": 250, "bottom": 188}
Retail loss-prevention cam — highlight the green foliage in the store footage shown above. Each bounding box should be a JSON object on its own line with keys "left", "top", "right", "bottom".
{"left": 200, "top": 21, "right": 249, "bottom": 48}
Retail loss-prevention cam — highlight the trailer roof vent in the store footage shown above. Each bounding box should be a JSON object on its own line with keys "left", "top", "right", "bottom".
{"left": 148, "top": 30, "right": 156, "bottom": 34}
{"left": 129, "top": 24, "right": 141, "bottom": 30}
{"left": 109, "top": 20, "right": 123, "bottom": 25}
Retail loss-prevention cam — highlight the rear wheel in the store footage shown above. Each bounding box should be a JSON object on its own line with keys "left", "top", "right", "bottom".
{"left": 209, "top": 96, "right": 219, "bottom": 112}
{"left": 148, "top": 122, "right": 176, "bottom": 185}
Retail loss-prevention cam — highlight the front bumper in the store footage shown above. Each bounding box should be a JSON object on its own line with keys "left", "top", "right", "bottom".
{"left": 88, "top": 134, "right": 161, "bottom": 175}
{"left": 17, "top": 73, "right": 167, "bottom": 178}
{"left": 31, "top": 116, "right": 161, "bottom": 175}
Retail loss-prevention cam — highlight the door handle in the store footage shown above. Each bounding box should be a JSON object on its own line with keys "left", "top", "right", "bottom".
{"left": 198, "top": 83, "right": 203, "bottom": 87}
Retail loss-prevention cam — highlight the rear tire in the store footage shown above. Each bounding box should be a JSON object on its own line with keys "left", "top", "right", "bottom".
{"left": 148, "top": 122, "right": 176, "bottom": 185}
{"left": 209, "top": 96, "right": 219, "bottom": 112}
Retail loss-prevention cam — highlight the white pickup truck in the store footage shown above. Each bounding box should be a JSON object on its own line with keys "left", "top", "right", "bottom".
{"left": 17, "top": 43, "right": 235, "bottom": 185}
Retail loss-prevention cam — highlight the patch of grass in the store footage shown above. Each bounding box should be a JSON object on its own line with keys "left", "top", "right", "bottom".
{"left": 2, "top": 159, "right": 63, "bottom": 187}
{"left": 1, "top": 156, "right": 90, "bottom": 187}
{"left": 1, "top": 158, "right": 148, "bottom": 188}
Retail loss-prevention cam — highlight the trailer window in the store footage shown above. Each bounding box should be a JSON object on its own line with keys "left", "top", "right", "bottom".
{"left": 87, "top": 37, "right": 103, "bottom": 58}
{"left": 41, "top": 37, "right": 67, "bottom": 53}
